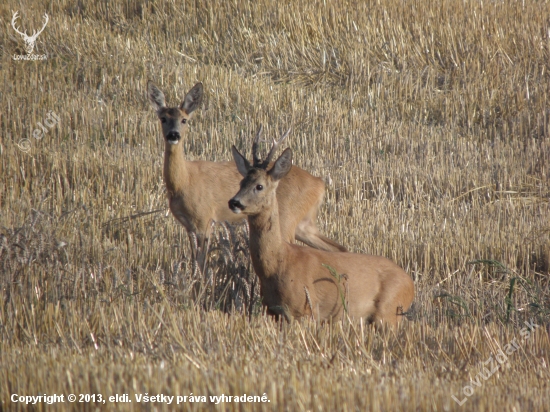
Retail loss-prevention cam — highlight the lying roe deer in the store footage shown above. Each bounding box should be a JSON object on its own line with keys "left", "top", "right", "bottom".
{"left": 147, "top": 81, "right": 346, "bottom": 270}
{"left": 228, "top": 129, "right": 414, "bottom": 326}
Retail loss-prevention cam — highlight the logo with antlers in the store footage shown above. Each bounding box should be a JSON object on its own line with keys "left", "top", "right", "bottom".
{"left": 11, "top": 11, "right": 49, "bottom": 55}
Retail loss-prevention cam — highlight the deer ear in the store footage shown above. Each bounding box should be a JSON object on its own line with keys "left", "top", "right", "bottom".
{"left": 268, "top": 148, "right": 292, "bottom": 181}
{"left": 148, "top": 81, "right": 165, "bottom": 111}
{"left": 232, "top": 146, "right": 251, "bottom": 177}
{"left": 180, "top": 82, "right": 203, "bottom": 114}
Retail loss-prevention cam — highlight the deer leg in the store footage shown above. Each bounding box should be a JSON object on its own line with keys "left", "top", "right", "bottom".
{"left": 371, "top": 279, "right": 412, "bottom": 328}
{"left": 295, "top": 216, "right": 347, "bottom": 252}
{"left": 187, "top": 232, "right": 201, "bottom": 277}
{"left": 195, "top": 221, "right": 215, "bottom": 275}
{"left": 193, "top": 233, "right": 206, "bottom": 275}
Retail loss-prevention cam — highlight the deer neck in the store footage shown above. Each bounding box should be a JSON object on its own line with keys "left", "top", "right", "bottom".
{"left": 248, "top": 196, "right": 286, "bottom": 279}
{"left": 163, "top": 143, "right": 189, "bottom": 195}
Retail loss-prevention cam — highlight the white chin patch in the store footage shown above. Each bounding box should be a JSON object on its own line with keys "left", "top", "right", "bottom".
{"left": 231, "top": 208, "right": 242, "bottom": 214}
{"left": 167, "top": 139, "right": 179, "bottom": 145}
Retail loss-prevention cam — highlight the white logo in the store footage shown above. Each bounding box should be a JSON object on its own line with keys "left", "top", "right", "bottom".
{"left": 11, "top": 11, "right": 49, "bottom": 60}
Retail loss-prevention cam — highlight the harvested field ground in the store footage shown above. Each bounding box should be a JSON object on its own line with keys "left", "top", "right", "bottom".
{"left": 1, "top": 0, "right": 550, "bottom": 411}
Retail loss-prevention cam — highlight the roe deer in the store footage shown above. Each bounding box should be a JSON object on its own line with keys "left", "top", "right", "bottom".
{"left": 228, "top": 129, "right": 414, "bottom": 326}
{"left": 148, "top": 81, "right": 346, "bottom": 271}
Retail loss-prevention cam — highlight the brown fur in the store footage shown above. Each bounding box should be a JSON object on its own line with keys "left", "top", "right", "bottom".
{"left": 148, "top": 82, "right": 346, "bottom": 269}
{"left": 230, "top": 146, "right": 415, "bottom": 327}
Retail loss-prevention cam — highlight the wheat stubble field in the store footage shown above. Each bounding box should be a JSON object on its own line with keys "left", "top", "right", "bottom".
{"left": 1, "top": 0, "right": 550, "bottom": 410}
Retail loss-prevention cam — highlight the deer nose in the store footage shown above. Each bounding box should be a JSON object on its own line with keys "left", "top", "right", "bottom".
{"left": 228, "top": 198, "right": 244, "bottom": 212}
{"left": 166, "top": 131, "right": 180, "bottom": 142}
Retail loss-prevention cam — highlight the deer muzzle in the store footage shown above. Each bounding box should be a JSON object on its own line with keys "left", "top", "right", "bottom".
{"left": 166, "top": 131, "right": 180, "bottom": 144}
{"left": 228, "top": 198, "right": 244, "bottom": 214}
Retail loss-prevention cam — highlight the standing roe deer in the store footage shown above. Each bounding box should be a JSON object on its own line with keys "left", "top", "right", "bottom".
{"left": 148, "top": 81, "right": 346, "bottom": 271}
{"left": 228, "top": 129, "right": 414, "bottom": 326}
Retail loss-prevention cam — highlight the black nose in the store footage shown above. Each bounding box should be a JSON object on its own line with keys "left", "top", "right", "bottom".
{"left": 166, "top": 131, "right": 180, "bottom": 141}
{"left": 228, "top": 198, "right": 244, "bottom": 210}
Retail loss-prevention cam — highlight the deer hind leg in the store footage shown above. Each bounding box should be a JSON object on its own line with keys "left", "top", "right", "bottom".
{"left": 371, "top": 281, "right": 413, "bottom": 328}
{"left": 294, "top": 212, "right": 347, "bottom": 252}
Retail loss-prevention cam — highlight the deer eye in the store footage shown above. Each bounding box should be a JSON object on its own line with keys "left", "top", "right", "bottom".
{"left": 256, "top": 184, "right": 263, "bottom": 191}
{"left": 160, "top": 117, "right": 167, "bottom": 123}
{"left": 182, "top": 119, "right": 187, "bottom": 124}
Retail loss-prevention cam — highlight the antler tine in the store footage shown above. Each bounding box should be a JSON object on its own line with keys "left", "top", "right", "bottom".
{"left": 262, "top": 128, "right": 291, "bottom": 167}
{"left": 251, "top": 125, "right": 263, "bottom": 167}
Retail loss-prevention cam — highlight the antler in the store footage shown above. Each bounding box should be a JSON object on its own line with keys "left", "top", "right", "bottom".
{"left": 11, "top": 12, "right": 48, "bottom": 40}
{"left": 11, "top": 12, "right": 28, "bottom": 38}
{"left": 263, "top": 128, "right": 291, "bottom": 167}
{"left": 30, "top": 13, "right": 49, "bottom": 40}
{"left": 251, "top": 125, "right": 263, "bottom": 167}
{"left": 252, "top": 127, "right": 291, "bottom": 169}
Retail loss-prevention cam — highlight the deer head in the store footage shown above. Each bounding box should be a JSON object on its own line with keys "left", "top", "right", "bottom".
{"left": 11, "top": 12, "right": 49, "bottom": 55}
{"left": 229, "top": 127, "right": 292, "bottom": 215}
{"left": 148, "top": 81, "right": 203, "bottom": 146}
